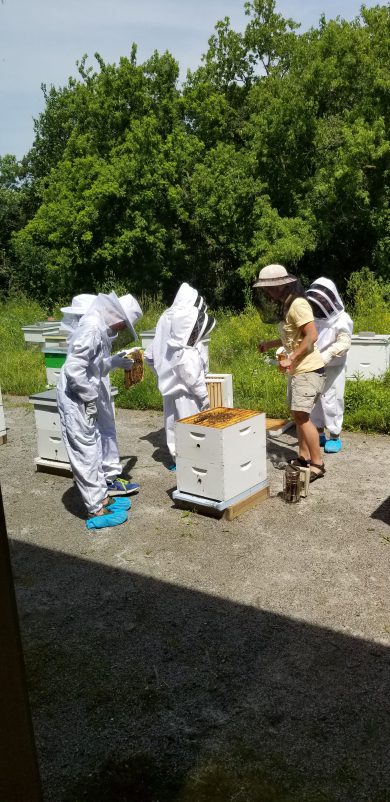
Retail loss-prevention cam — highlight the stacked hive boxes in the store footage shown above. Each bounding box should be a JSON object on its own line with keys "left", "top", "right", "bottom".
{"left": 22, "top": 321, "right": 62, "bottom": 348}
{"left": 175, "top": 407, "right": 266, "bottom": 502}
{"left": 29, "top": 388, "right": 118, "bottom": 470}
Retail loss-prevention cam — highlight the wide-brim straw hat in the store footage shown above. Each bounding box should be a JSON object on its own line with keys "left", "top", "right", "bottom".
{"left": 253, "top": 264, "right": 297, "bottom": 288}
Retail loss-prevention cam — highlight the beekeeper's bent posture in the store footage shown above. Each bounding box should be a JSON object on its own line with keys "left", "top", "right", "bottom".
{"left": 306, "top": 278, "right": 353, "bottom": 453}
{"left": 57, "top": 292, "right": 142, "bottom": 525}
{"left": 145, "top": 284, "right": 215, "bottom": 465}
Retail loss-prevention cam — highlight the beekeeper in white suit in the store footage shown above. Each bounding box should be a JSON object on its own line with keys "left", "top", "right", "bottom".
{"left": 59, "top": 294, "right": 97, "bottom": 339}
{"left": 57, "top": 292, "right": 143, "bottom": 523}
{"left": 145, "top": 284, "right": 215, "bottom": 467}
{"left": 306, "top": 278, "right": 353, "bottom": 453}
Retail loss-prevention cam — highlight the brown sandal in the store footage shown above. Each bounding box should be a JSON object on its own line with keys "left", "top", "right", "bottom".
{"left": 290, "top": 456, "right": 311, "bottom": 468}
{"left": 309, "top": 462, "right": 326, "bottom": 482}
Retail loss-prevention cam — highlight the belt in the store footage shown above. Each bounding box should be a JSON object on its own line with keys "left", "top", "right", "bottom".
{"left": 313, "top": 367, "right": 325, "bottom": 375}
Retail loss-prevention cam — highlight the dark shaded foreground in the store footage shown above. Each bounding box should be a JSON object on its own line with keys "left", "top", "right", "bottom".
{"left": 10, "top": 539, "right": 390, "bottom": 802}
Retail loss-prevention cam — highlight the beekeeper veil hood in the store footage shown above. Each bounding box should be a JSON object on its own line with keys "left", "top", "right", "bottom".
{"left": 85, "top": 292, "right": 142, "bottom": 341}
{"left": 59, "top": 294, "right": 97, "bottom": 336}
{"left": 306, "top": 278, "right": 345, "bottom": 322}
{"left": 171, "top": 283, "right": 198, "bottom": 309}
{"left": 169, "top": 305, "right": 216, "bottom": 348}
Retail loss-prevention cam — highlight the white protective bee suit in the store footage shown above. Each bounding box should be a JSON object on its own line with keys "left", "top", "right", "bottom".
{"left": 57, "top": 292, "right": 142, "bottom": 514}
{"left": 306, "top": 278, "right": 353, "bottom": 436}
{"left": 145, "top": 284, "right": 214, "bottom": 460}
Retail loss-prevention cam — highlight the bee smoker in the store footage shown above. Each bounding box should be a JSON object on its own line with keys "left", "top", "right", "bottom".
{"left": 283, "top": 464, "right": 301, "bottom": 503}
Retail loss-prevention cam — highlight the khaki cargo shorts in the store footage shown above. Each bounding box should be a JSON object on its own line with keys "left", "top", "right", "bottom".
{"left": 287, "top": 371, "right": 326, "bottom": 414}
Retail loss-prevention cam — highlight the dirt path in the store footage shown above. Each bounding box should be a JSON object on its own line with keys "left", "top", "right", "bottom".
{"left": 1, "top": 397, "right": 389, "bottom": 802}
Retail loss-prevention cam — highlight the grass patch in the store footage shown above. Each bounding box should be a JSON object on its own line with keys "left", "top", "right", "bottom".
{"left": 0, "top": 295, "right": 47, "bottom": 395}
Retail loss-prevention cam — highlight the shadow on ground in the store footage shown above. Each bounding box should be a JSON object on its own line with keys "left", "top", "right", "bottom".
{"left": 140, "top": 427, "right": 172, "bottom": 468}
{"left": 10, "top": 539, "right": 390, "bottom": 802}
{"left": 266, "top": 435, "right": 298, "bottom": 469}
{"left": 372, "top": 496, "right": 390, "bottom": 527}
{"left": 61, "top": 456, "right": 138, "bottom": 520}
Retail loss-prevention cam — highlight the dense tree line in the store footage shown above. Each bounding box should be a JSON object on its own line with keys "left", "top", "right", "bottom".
{"left": 1, "top": 1, "right": 389, "bottom": 307}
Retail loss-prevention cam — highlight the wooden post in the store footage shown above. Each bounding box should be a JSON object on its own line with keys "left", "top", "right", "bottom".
{"left": 0, "top": 484, "right": 43, "bottom": 802}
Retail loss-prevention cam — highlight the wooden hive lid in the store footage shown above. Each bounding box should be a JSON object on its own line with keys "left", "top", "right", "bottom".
{"left": 178, "top": 407, "right": 262, "bottom": 429}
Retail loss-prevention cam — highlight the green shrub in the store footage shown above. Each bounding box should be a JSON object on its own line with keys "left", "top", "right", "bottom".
{"left": 346, "top": 268, "right": 390, "bottom": 334}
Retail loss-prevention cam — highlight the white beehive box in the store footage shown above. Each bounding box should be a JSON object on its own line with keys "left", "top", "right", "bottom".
{"left": 206, "top": 374, "right": 233, "bottom": 408}
{"left": 175, "top": 407, "right": 266, "bottom": 502}
{"left": 29, "top": 389, "right": 69, "bottom": 462}
{"left": 22, "top": 321, "right": 62, "bottom": 347}
{"left": 346, "top": 333, "right": 390, "bottom": 379}
{"left": 29, "top": 387, "right": 118, "bottom": 467}
{"left": 140, "top": 329, "right": 156, "bottom": 350}
{"left": 0, "top": 387, "right": 6, "bottom": 443}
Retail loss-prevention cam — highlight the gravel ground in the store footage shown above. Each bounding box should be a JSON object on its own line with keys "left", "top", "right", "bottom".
{"left": 1, "top": 396, "right": 389, "bottom": 802}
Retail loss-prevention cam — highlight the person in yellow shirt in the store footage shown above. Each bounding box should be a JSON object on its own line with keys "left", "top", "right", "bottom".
{"left": 253, "top": 264, "right": 326, "bottom": 482}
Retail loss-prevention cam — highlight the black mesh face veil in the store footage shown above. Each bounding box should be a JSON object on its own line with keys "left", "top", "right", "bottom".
{"left": 306, "top": 283, "right": 343, "bottom": 319}
{"left": 253, "top": 288, "right": 282, "bottom": 323}
{"left": 187, "top": 309, "right": 206, "bottom": 346}
{"left": 202, "top": 315, "right": 216, "bottom": 338}
{"left": 194, "top": 294, "right": 207, "bottom": 314}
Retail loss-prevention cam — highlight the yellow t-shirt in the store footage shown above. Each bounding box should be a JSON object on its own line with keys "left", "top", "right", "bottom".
{"left": 279, "top": 297, "right": 324, "bottom": 375}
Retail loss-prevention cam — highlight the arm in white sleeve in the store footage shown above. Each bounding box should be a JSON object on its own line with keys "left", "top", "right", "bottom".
{"left": 64, "top": 329, "right": 100, "bottom": 402}
{"left": 321, "top": 332, "right": 352, "bottom": 366}
{"left": 174, "top": 348, "right": 208, "bottom": 404}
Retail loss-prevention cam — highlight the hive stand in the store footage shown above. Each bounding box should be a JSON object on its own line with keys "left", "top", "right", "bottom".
{"left": 172, "top": 482, "right": 269, "bottom": 520}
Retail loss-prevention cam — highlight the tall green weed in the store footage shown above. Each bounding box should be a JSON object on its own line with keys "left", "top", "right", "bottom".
{"left": 0, "top": 294, "right": 47, "bottom": 395}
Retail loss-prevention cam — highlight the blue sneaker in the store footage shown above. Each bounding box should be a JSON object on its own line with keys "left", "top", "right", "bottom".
{"left": 168, "top": 463, "right": 176, "bottom": 472}
{"left": 319, "top": 433, "right": 327, "bottom": 447}
{"left": 107, "top": 477, "right": 140, "bottom": 497}
{"left": 324, "top": 437, "right": 342, "bottom": 453}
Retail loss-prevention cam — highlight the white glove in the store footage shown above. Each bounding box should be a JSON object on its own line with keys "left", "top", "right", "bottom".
{"left": 105, "top": 352, "right": 134, "bottom": 371}
{"left": 85, "top": 400, "right": 98, "bottom": 424}
{"left": 200, "top": 396, "right": 210, "bottom": 411}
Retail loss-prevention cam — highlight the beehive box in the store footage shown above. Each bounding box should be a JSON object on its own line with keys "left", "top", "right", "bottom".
{"left": 44, "top": 348, "right": 67, "bottom": 387}
{"left": 140, "top": 329, "right": 156, "bottom": 350}
{"left": 22, "top": 321, "right": 61, "bottom": 347}
{"left": 346, "top": 333, "right": 390, "bottom": 379}
{"left": 0, "top": 387, "right": 6, "bottom": 444}
{"left": 29, "top": 389, "right": 69, "bottom": 462}
{"left": 29, "top": 387, "right": 118, "bottom": 468}
{"left": 175, "top": 407, "right": 266, "bottom": 502}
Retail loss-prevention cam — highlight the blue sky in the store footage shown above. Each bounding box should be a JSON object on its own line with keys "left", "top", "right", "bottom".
{"left": 0, "top": 0, "right": 377, "bottom": 159}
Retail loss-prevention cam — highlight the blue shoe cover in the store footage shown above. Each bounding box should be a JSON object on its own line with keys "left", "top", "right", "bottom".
{"left": 324, "top": 437, "right": 342, "bottom": 453}
{"left": 107, "top": 497, "right": 132, "bottom": 511}
{"left": 86, "top": 508, "right": 128, "bottom": 530}
{"left": 319, "top": 433, "right": 327, "bottom": 448}
{"left": 168, "top": 463, "right": 176, "bottom": 472}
